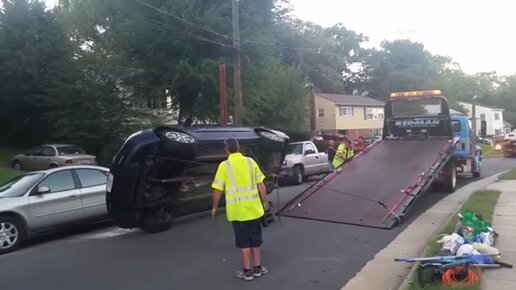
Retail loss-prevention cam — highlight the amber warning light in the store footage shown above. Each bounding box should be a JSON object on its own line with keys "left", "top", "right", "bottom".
{"left": 390, "top": 90, "right": 442, "bottom": 99}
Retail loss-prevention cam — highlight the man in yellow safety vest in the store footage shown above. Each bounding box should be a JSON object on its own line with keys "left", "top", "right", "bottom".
{"left": 211, "top": 138, "right": 269, "bottom": 281}
{"left": 332, "top": 136, "right": 354, "bottom": 168}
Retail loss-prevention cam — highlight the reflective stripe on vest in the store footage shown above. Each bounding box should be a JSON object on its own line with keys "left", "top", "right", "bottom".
{"left": 226, "top": 193, "right": 260, "bottom": 204}
{"left": 224, "top": 160, "right": 258, "bottom": 195}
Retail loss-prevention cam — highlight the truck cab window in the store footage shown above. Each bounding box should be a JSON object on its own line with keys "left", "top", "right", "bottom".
{"left": 452, "top": 121, "right": 461, "bottom": 132}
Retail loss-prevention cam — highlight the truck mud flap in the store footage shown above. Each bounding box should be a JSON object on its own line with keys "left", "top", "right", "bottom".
{"left": 278, "top": 138, "right": 457, "bottom": 229}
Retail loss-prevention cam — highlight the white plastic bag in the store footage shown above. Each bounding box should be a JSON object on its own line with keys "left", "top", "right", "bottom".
{"left": 436, "top": 233, "right": 465, "bottom": 254}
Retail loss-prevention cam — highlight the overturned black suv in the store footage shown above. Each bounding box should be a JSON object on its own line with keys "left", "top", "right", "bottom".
{"left": 106, "top": 126, "right": 290, "bottom": 233}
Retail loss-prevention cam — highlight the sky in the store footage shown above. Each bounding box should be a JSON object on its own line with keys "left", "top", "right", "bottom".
{"left": 291, "top": 0, "right": 516, "bottom": 76}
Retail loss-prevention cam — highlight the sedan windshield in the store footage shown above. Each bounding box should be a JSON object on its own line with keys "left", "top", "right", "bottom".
{"left": 56, "top": 145, "right": 86, "bottom": 155}
{"left": 0, "top": 173, "right": 44, "bottom": 198}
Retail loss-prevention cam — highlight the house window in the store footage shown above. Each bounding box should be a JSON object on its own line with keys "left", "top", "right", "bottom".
{"left": 364, "top": 107, "right": 384, "bottom": 120}
{"left": 318, "top": 108, "right": 325, "bottom": 118}
{"left": 480, "top": 114, "right": 486, "bottom": 121}
{"left": 339, "top": 106, "right": 353, "bottom": 117}
{"left": 495, "top": 129, "right": 502, "bottom": 135}
{"left": 494, "top": 113, "right": 500, "bottom": 121}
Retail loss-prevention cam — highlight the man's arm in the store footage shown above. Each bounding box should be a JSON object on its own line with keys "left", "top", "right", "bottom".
{"left": 211, "top": 163, "right": 226, "bottom": 217}
{"left": 212, "top": 189, "right": 223, "bottom": 211}
{"left": 257, "top": 182, "right": 267, "bottom": 202}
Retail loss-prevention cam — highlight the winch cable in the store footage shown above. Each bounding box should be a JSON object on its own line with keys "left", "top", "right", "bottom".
{"left": 321, "top": 187, "right": 401, "bottom": 223}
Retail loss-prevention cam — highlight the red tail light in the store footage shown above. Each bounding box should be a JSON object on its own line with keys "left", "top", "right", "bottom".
{"left": 65, "top": 159, "right": 73, "bottom": 164}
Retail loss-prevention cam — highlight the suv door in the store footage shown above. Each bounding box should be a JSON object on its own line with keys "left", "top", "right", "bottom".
{"left": 75, "top": 168, "right": 109, "bottom": 219}
{"left": 28, "top": 170, "right": 85, "bottom": 231}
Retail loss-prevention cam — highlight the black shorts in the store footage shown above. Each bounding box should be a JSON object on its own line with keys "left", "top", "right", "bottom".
{"left": 232, "top": 218, "right": 263, "bottom": 248}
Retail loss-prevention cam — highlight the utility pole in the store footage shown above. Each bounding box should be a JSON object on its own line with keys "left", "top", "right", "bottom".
{"left": 232, "top": 0, "right": 243, "bottom": 126}
{"left": 218, "top": 64, "right": 228, "bottom": 127}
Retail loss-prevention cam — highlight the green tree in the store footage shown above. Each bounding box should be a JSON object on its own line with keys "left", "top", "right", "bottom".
{"left": 0, "top": 0, "right": 71, "bottom": 147}
{"left": 364, "top": 40, "right": 438, "bottom": 100}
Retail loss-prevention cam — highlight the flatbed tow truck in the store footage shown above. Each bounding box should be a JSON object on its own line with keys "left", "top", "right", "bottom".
{"left": 279, "top": 90, "right": 460, "bottom": 229}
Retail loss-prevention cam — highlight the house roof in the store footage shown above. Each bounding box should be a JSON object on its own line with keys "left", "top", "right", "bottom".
{"left": 504, "top": 120, "right": 513, "bottom": 127}
{"left": 317, "top": 93, "right": 385, "bottom": 107}
{"left": 458, "top": 102, "right": 505, "bottom": 111}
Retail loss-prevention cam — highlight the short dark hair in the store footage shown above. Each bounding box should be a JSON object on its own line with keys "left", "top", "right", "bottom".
{"left": 224, "top": 138, "right": 239, "bottom": 153}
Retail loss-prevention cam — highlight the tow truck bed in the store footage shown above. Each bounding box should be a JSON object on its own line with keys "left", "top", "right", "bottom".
{"left": 279, "top": 138, "right": 456, "bottom": 229}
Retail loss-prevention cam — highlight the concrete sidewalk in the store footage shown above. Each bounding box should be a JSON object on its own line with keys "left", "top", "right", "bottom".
{"left": 481, "top": 180, "right": 516, "bottom": 290}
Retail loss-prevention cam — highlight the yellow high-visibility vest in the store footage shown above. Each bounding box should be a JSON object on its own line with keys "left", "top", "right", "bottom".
{"left": 332, "top": 143, "right": 347, "bottom": 168}
{"left": 211, "top": 153, "right": 265, "bottom": 222}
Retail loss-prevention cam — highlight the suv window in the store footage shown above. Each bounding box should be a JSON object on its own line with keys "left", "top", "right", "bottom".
{"left": 76, "top": 169, "right": 107, "bottom": 188}
{"left": 38, "top": 171, "right": 76, "bottom": 193}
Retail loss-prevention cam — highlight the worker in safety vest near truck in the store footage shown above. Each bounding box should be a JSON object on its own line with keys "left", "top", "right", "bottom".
{"left": 332, "top": 136, "right": 354, "bottom": 168}
{"left": 211, "top": 138, "right": 269, "bottom": 281}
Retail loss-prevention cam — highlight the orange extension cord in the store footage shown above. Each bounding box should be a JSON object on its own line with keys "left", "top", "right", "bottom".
{"left": 441, "top": 265, "right": 481, "bottom": 287}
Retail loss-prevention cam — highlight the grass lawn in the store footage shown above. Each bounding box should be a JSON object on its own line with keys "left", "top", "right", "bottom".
{"left": 406, "top": 190, "right": 501, "bottom": 290}
{"left": 0, "top": 147, "right": 23, "bottom": 183}
{"left": 498, "top": 168, "right": 516, "bottom": 180}
{"left": 0, "top": 147, "right": 21, "bottom": 166}
{"left": 479, "top": 144, "right": 502, "bottom": 158}
{"left": 0, "top": 167, "right": 21, "bottom": 184}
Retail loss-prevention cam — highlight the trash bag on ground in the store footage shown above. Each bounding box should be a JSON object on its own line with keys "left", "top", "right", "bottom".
{"left": 436, "top": 233, "right": 465, "bottom": 255}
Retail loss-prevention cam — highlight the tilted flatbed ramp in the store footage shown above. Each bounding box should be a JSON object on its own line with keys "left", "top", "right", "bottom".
{"left": 279, "top": 138, "right": 457, "bottom": 229}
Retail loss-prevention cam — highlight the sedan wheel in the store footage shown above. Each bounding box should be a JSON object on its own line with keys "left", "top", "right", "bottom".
{"left": 0, "top": 217, "right": 25, "bottom": 254}
{"left": 12, "top": 160, "right": 21, "bottom": 170}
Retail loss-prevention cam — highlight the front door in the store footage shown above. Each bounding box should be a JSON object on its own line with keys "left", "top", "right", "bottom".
{"left": 28, "top": 170, "right": 85, "bottom": 230}
{"left": 24, "top": 146, "right": 45, "bottom": 170}
{"left": 303, "top": 143, "right": 320, "bottom": 175}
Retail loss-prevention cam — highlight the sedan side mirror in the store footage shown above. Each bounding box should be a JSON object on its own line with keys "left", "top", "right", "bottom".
{"left": 37, "top": 186, "right": 51, "bottom": 194}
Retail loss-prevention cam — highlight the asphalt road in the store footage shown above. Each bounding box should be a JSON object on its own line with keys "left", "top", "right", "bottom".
{"left": 0, "top": 158, "right": 514, "bottom": 290}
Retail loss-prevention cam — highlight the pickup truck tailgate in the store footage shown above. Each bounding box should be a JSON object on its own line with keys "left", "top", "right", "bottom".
{"left": 279, "top": 138, "right": 456, "bottom": 229}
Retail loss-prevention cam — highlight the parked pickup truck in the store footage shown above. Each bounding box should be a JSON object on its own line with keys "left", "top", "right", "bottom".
{"left": 280, "top": 141, "right": 330, "bottom": 185}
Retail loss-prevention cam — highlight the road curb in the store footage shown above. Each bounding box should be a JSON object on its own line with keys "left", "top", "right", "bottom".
{"left": 396, "top": 170, "right": 508, "bottom": 290}
{"left": 338, "top": 172, "right": 506, "bottom": 290}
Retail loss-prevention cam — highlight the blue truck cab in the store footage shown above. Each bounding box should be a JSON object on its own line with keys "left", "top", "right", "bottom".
{"left": 450, "top": 110, "right": 482, "bottom": 178}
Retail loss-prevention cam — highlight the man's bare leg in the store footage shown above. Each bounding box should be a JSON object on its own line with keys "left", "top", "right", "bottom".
{"left": 251, "top": 247, "right": 261, "bottom": 267}
{"left": 241, "top": 248, "right": 252, "bottom": 270}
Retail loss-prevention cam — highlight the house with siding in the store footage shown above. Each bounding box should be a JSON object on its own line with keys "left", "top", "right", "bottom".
{"left": 314, "top": 93, "right": 385, "bottom": 139}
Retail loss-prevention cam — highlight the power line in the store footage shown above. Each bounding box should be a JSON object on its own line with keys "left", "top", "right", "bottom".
{"left": 135, "top": 16, "right": 232, "bottom": 48}
{"left": 135, "top": 0, "right": 233, "bottom": 42}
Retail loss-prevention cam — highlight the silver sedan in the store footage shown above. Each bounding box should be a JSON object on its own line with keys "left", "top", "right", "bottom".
{"left": 0, "top": 165, "right": 110, "bottom": 254}
{"left": 11, "top": 144, "right": 97, "bottom": 171}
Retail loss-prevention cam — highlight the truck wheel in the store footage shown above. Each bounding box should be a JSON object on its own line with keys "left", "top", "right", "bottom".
{"left": 443, "top": 164, "right": 457, "bottom": 193}
{"left": 140, "top": 209, "right": 173, "bottom": 233}
{"left": 473, "top": 171, "right": 481, "bottom": 178}
{"left": 293, "top": 166, "right": 304, "bottom": 185}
